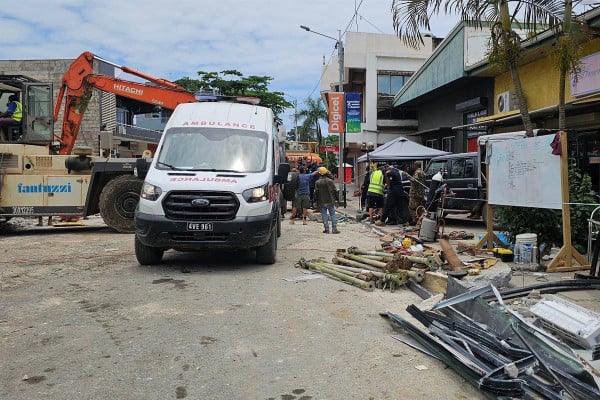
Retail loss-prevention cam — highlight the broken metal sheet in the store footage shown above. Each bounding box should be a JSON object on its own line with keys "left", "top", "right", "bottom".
{"left": 385, "top": 277, "right": 600, "bottom": 399}
{"left": 406, "top": 279, "right": 435, "bottom": 300}
{"left": 430, "top": 284, "right": 493, "bottom": 310}
{"left": 391, "top": 334, "right": 441, "bottom": 360}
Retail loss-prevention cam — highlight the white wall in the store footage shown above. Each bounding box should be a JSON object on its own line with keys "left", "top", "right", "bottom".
{"left": 320, "top": 32, "right": 435, "bottom": 136}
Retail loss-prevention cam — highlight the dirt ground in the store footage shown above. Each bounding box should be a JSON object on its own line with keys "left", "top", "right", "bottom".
{"left": 1, "top": 196, "right": 598, "bottom": 399}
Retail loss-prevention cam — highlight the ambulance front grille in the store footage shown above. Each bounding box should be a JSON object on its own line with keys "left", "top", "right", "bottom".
{"left": 163, "top": 191, "right": 239, "bottom": 221}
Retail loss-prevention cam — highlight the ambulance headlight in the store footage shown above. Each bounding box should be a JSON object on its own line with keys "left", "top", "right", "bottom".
{"left": 140, "top": 182, "right": 162, "bottom": 201}
{"left": 242, "top": 183, "right": 269, "bottom": 203}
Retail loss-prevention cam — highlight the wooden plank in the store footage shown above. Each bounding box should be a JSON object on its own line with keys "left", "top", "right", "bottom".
{"left": 439, "top": 238, "right": 463, "bottom": 271}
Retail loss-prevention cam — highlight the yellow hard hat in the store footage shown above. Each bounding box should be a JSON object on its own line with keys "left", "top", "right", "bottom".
{"left": 318, "top": 167, "right": 328, "bottom": 175}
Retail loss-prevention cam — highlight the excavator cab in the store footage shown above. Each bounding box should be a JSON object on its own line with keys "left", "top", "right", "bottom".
{"left": 0, "top": 75, "right": 53, "bottom": 143}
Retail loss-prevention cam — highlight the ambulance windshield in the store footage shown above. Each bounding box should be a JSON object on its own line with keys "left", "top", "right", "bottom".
{"left": 157, "top": 127, "right": 268, "bottom": 173}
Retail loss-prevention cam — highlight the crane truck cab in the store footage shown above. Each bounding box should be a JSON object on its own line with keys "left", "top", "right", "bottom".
{"left": 134, "top": 97, "right": 290, "bottom": 265}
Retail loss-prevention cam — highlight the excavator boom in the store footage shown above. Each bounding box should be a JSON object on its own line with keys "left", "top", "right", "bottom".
{"left": 54, "top": 51, "right": 197, "bottom": 155}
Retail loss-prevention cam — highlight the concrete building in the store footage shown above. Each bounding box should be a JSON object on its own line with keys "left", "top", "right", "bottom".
{"left": 319, "top": 31, "right": 439, "bottom": 173}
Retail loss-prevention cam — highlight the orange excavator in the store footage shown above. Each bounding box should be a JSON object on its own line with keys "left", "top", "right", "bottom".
{"left": 54, "top": 51, "right": 197, "bottom": 155}
{"left": 0, "top": 51, "right": 199, "bottom": 231}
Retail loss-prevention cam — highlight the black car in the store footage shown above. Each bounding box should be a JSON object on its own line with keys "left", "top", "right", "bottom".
{"left": 424, "top": 152, "right": 486, "bottom": 220}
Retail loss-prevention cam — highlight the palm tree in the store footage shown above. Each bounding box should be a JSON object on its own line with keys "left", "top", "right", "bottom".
{"left": 554, "top": 0, "right": 583, "bottom": 130}
{"left": 391, "top": 0, "right": 564, "bottom": 137}
{"left": 297, "top": 97, "right": 328, "bottom": 148}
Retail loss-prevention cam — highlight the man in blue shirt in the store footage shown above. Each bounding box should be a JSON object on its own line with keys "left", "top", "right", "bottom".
{"left": 289, "top": 166, "right": 313, "bottom": 225}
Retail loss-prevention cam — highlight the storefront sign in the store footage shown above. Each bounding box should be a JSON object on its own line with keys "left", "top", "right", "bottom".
{"left": 465, "top": 108, "right": 488, "bottom": 138}
{"left": 345, "top": 92, "right": 361, "bottom": 133}
{"left": 327, "top": 92, "right": 345, "bottom": 133}
{"left": 320, "top": 145, "right": 339, "bottom": 153}
{"left": 571, "top": 51, "right": 600, "bottom": 97}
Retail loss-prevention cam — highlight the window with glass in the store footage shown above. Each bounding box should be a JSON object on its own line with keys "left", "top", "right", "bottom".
{"left": 426, "top": 160, "right": 447, "bottom": 179}
{"left": 157, "top": 127, "right": 268, "bottom": 173}
{"left": 377, "top": 72, "right": 412, "bottom": 96}
{"left": 426, "top": 139, "right": 438, "bottom": 149}
{"left": 442, "top": 136, "right": 454, "bottom": 152}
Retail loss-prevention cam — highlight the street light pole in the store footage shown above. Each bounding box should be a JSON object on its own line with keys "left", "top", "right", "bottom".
{"left": 300, "top": 25, "right": 345, "bottom": 206}
{"left": 337, "top": 29, "right": 346, "bottom": 207}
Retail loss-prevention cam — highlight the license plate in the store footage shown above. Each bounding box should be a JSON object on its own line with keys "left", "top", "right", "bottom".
{"left": 187, "top": 222, "right": 213, "bottom": 231}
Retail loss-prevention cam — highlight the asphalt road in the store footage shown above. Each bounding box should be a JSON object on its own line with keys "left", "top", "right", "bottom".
{"left": 0, "top": 212, "right": 486, "bottom": 400}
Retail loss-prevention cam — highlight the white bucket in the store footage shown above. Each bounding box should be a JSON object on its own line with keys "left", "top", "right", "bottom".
{"left": 515, "top": 233, "right": 537, "bottom": 263}
{"left": 419, "top": 218, "right": 437, "bottom": 242}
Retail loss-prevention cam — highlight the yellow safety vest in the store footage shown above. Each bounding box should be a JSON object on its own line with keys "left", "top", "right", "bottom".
{"left": 368, "top": 169, "right": 384, "bottom": 195}
{"left": 12, "top": 101, "right": 22, "bottom": 122}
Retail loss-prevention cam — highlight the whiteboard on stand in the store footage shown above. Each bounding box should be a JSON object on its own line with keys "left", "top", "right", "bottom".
{"left": 487, "top": 134, "right": 562, "bottom": 209}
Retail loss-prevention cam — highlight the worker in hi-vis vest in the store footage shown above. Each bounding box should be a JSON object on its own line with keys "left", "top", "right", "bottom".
{"left": 0, "top": 94, "right": 23, "bottom": 141}
{"left": 367, "top": 164, "right": 385, "bottom": 223}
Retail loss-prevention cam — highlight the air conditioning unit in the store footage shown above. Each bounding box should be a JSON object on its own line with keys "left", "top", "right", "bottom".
{"left": 497, "top": 91, "right": 517, "bottom": 113}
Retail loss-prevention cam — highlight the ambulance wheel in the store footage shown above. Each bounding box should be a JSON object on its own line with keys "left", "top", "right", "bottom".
{"left": 256, "top": 230, "right": 277, "bottom": 264}
{"left": 99, "top": 175, "right": 142, "bottom": 233}
{"left": 135, "top": 236, "right": 164, "bottom": 265}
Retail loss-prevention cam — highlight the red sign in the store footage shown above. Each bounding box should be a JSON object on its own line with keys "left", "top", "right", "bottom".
{"left": 320, "top": 145, "right": 339, "bottom": 153}
{"left": 327, "top": 92, "right": 345, "bottom": 133}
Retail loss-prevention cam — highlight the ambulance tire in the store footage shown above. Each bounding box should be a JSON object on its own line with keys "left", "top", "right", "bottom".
{"left": 135, "top": 236, "right": 164, "bottom": 265}
{"left": 99, "top": 175, "right": 142, "bottom": 233}
{"left": 256, "top": 229, "right": 277, "bottom": 264}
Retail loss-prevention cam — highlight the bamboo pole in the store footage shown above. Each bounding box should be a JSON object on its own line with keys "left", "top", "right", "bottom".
{"left": 332, "top": 256, "right": 383, "bottom": 272}
{"left": 347, "top": 246, "right": 394, "bottom": 259}
{"left": 339, "top": 253, "right": 388, "bottom": 269}
{"left": 304, "top": 260, "right": 374, "bottom": 291}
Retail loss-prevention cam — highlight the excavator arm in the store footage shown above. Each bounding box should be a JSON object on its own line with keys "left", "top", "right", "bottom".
{"left": 54, "top": 51, "right": 197, "bottom": 155}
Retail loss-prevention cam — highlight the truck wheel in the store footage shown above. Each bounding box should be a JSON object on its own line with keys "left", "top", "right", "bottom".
{"left": 99, "top": 175, "right": 142, "bottom": 233}
{"left": 135, "top": 236, "right": 164, "bottom": 265}
{"left": 256, "top": 229, "right": 277, "bottom": 264}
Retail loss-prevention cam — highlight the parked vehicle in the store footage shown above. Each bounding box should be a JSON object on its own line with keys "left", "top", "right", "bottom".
{"left": 424, "top": 152, "right": 486, "bottom": 219}
{"left": 134, "top": 98, "right": 290, "bottom": 265}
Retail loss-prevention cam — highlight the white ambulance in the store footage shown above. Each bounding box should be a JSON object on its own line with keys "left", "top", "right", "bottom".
{"left": 134, "top": 97, "right": 290, "bottom": 265}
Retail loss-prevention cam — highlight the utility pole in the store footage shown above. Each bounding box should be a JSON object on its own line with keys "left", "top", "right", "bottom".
{"left": 337, "top": 29, "right": 346, "bottom": 207}
{"left": 299, "top": 24, "right": 345, "bottom": 206}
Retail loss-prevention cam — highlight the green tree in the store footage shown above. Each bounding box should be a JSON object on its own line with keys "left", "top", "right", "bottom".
{"left": 322, "top": 135, "right": 340, "bottom": 170}
{"left": 391, "top": 0, "right": 564, "bottom": 137}
{"left": 175, "top": 70, "right": 292, "bottom": 118}
{"left": 553, "top": 0, "right": 585, "bottom": 130}
{"left": 297, "top": 97, "right": 328, "bottom": 148}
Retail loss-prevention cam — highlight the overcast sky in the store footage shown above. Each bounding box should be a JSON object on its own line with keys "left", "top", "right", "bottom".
{"left": 0, "top": 0, "right": 459, "bottom": 127}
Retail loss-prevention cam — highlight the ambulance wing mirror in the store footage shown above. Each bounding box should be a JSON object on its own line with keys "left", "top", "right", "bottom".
{"left": 134, "top": 158, "right": 151, "bottom": 180}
